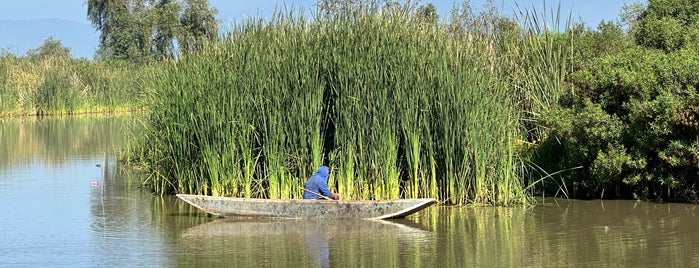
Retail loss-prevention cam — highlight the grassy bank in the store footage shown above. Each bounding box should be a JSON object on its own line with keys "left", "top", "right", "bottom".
{"left": 0, "top": 55, "right": 148, "bottom": 117}
{"left": 128, "top": 7, "right": 568, "bottom": 205}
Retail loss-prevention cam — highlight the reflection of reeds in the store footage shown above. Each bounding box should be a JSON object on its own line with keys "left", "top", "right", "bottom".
{"left": 132, "top": 5, "right": 569, "bottom": 205}
{"left": 414, "top": 200, "right": 698, "bottom": 267}
{"left": 0, "top": 115, "right": 132, "bottom": 168}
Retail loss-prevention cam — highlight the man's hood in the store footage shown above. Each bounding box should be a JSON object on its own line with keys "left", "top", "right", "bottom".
{"left": 316, "top": 166, "right": 329, "bottom": 178}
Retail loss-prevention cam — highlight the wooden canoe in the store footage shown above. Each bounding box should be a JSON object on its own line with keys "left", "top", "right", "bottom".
{"left": 176, "top": 194, "right": 438, "bottom": 220}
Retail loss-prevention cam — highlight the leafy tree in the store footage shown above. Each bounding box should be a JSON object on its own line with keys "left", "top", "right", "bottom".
{"left": 178, "top": 0, "right": 218, "bottom": 55}
{"left": 537, "top": 0, "right": 699, "bottom": 202}
{"left": 446, "top": 0, "right": 514, "bottom": 38}
{"left": 619, "top": 1, "right": 645, "bottom": 39}
{"left": 565, "top": 20, "right": 632, "bottom": 72}
{"left": 316, "top": 0, "right": 381, "bottom": 17}
{"left": 87, "top": 0, "right": 218, "bottom": 61}
{"left": 635, "top": 0, "right": 699, "bottom": 51}
{"left": 88, "top": 0, "right": 147, "bottom": 61}
{"left": 316, "top": 0, "right": 427, "bottom": 19}
{"left": 153, "top": 0, "right": 181, "bottom": 59}
{"left": 26, "top": 37, "right": 72, "bottom": 61}
{"left": 416, "top": 3, "right": 438, "bottom": 25}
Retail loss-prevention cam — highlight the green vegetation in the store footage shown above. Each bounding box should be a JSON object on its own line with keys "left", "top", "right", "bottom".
{"left": 0, "top": 39, "right": 147, "bottom": 116}
{"left": 126, "top": 1, "right": 572, "bottom": 205}
{"left": 534, "top": 0, "right": 699, "bottom": 202}
{"left": 1, "top": 0, "right": 221, "bottom": 116}
{"left": 5, "top": 0, "right": 699, "bottom": 204}
{"left": 87, "top": 0, "right": 218, "bottom": 62}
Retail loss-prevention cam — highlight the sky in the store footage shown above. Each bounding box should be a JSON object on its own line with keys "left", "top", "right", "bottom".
{"left": 0, "top": 0, "right": 643, "bottom": 58}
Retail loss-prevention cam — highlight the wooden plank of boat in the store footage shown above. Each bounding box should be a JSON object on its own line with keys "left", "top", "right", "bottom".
{"left": 176, "top": 194, "right": 438, "bottom": 220}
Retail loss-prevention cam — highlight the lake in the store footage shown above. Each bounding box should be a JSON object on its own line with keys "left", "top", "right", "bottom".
{"left": 1, "top": 115, "right": 698, "bottom": 267}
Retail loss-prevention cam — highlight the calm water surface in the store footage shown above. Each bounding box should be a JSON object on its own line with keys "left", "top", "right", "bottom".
{"left": 1, "top": 116, "right": 698, "bottom": 267}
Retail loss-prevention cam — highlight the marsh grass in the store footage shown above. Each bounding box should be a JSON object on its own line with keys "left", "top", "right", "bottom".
{"left": 0, "top": 56, "right": 147, "bottom": 117}
{"left": 132, "top": 4, "right": 569, "bottom": 205}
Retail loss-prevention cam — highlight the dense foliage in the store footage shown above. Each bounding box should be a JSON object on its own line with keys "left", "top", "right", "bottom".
{"left": 0, "top": 0, "right": 220, "bottom": 116}
{"left": 535, "top": 0, "right": 699, "bottom": 202}
{"left": 8, "top": 0, "right": 699, "bottom": 204}
{"left": 635, "top": 0, "right": 699, "bottom": 51}
{"left": 126, "top": 2, "right": 570, "bottom": 205}
{"left": 0, "top": 39, "right": 147, "bottom": 116}
{"left": 87, "top": 0, "right": 218, "bottom": 62}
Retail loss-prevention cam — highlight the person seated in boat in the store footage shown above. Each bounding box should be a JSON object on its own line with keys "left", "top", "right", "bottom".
{"left": 303, "top": 166, "right": 340, "bottom": 200}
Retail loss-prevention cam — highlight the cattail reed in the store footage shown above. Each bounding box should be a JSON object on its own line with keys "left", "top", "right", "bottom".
{"left": 130, "top": 4, "right": 569, "bottom": 205}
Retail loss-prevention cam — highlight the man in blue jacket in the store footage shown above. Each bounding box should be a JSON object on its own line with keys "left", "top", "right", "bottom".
{"left": 303, "top": 166, "right": 340, "bottom": 200}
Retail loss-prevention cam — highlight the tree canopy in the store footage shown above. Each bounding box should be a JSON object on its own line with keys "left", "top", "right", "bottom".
{"left": 635, "top": 0, "right": 699, "bottom": 51}
{"left": 26, "top": 37, "right": 72, "bottom": 61}
{"left": 87, "top": 0, "right": 218, "bottom": 62}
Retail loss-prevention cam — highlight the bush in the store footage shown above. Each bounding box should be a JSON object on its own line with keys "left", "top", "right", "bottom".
{"left": 537, "top": 46, "right": 699, "bottom": 202}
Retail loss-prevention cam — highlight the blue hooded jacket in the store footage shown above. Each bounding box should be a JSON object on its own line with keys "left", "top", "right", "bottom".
{"left": 303, "top": 166, "right": 333, "bottom": 199}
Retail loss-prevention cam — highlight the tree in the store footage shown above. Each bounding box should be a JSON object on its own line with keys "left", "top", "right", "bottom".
{"left": 635, "top": 0, "right": 699, "bottom": 51}
{"left": 87, "top": 0, "right": 153, "bottom": 62}
{"left": 87, "top": 0, "right": 218, "bottom": 61}
{"left": 416, "top": 3, "right": 438, "bottom": 25}
{"left": 153, "top": 0, "right": 181, "bottom": 59}
{"left": 316, "top": 0, "right": 378, "bottom": 18}
{"left": 26, "top": 37, "right": 72, "bottom": 61}
{"left": 447, "top": 0, "right": 474, "bottom": 36}
{"left": 316, "top": 0, "right": 420, "bottom": 19}
{"left": 537, "top": 0, "right": 699, "bottom": 202}
{"left": 178, "top": 0, "right": 218, "bottom": 55}
{"left": 447, "top": 0, "right": 509, "bottom": 37}
{"left": 565, "top": 20, "right": 632, "bottom": 72}
{"left": 592, "top": 20, "right": 630, "bottom": 57}
{"left": 619, "top": 1, "right": 645, "bottom": 38}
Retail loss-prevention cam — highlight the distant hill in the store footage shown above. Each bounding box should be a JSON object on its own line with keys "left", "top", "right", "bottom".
{"left": 0, "top": 19, "right": 98, "bottom": 59}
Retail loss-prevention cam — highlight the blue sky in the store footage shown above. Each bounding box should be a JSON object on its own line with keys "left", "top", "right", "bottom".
{"left": 0, "top": 0, "right": 643, "bottom": 58}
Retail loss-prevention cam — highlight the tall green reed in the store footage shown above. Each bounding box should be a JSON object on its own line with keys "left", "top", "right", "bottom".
{"left": 133, "top": 3, "right": 570, "bottom": 205}
{"left": 132, "top": 12, "right": 330, "bottom": 198}
{"left": 0, "top": 56, "right": 15, "bottom": 115}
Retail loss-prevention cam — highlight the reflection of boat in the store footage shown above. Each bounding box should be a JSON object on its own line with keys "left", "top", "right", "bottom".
{"left": 180, "top": 218, "right": 432, "bottom": 267}
{"left": 181, "top": 218, "right": 431, "bottom": 239}
{"left": 176, "top": 194, "right": 437, "bottom": 219}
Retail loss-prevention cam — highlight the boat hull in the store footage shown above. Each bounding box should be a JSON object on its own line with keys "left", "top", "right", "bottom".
{"left": 176, "top": 194, "right": 437, "bottom": 219}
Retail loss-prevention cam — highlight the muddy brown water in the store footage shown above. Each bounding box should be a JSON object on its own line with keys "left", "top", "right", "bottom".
{"left": 1, "top": 116, "right": 698, "bottom": 267}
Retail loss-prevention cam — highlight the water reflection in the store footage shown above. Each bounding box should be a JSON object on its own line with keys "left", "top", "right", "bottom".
{"left": 411, "top": 200, "right": 699, "bottom": 268}
{"left": 3, "top": 116, "right": 699, "bottom": 267}
{"left": 0, "top": 115, "right": 137, "bottom": 266}
{"left": 305, "top": 232, "right": 330, "bottom": 268}
{"left": 0, "top": 115, "right": 130, "bottom": 169}
{"left": 178, "top": 218, "right": 431, "bottom": 267}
